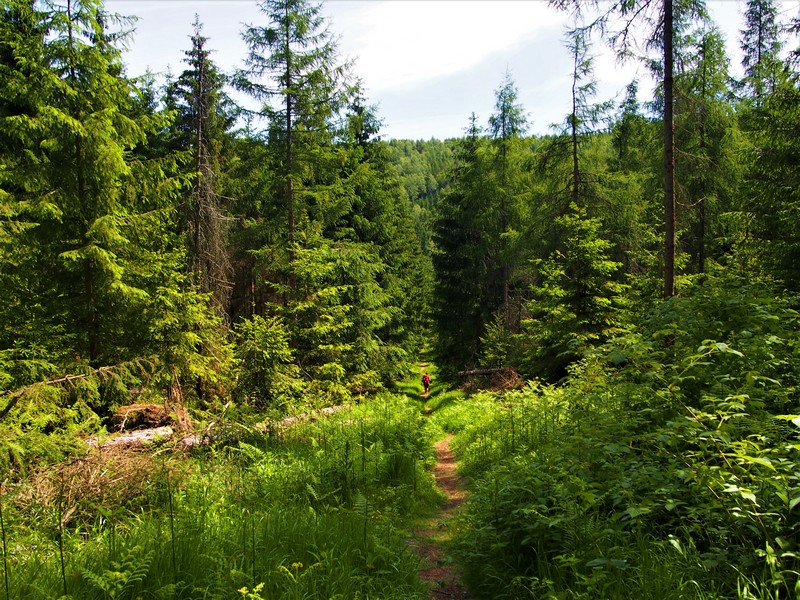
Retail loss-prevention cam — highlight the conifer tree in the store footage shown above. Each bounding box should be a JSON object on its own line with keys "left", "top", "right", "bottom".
{"left": 223, "top": 131, "right": 281, "bottom": 321}
{"left": 0, "top": 0, "right": 62, "bottom": 382}
{"left": 335, "top": 85, "right": 431, "bottom": 377}
{"left": 606, "top": 82, "right": 662, "bottom": 278}
{"left": 432, "top": 115, "right": 495, "bottom": 374}
{"left": 488, "top": 71, "right": 527, "bottom": 322}
{"left": 563, "top": 26, "right": 612, "bottom": 208}
{"left": 168, "top": 17, "right": 234, "bottom": 318}
{"left": 549, "top": 0, "right": 707, "bottom": 297}
{"left": 2, "top": 0, "right": 148, "bottom": 366}
{"left": 739, "top": 0, "right": 784, "bottom": 107}
{"left": 0, "top": 0, "right": 232, "bottom": 397}
{"left": 675, "top": 27, "right": 738, "bottom": 273}
{"left": 538, "top": 26, "right": 611, "bottom": 208}
{"left": 743, "top": 64, "right": 800, "bottom": 289}
{"left": 236, "top": 0, "right": 348, "bottom": 290}
{"left": 533, "top": 26, "right": 613, "bottom": 261}
{"left": 521, "top": 205, "right": 629, "bottom": 381}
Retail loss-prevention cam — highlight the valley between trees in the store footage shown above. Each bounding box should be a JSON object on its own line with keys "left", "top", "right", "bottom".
{"left": 3, "top": 0, "right": 800, "bottom": 597}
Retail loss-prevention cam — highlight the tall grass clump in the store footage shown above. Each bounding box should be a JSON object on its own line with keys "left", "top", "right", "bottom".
{"left": 0, "top": 392, "right": 438, "bottom": 598}
{"left": 446, "top": 273, "right": 800, "bottom": 599}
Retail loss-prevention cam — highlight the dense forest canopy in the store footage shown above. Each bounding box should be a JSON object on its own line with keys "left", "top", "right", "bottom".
{"left": 3, "top": 0, "right": 800, "bottom": 597}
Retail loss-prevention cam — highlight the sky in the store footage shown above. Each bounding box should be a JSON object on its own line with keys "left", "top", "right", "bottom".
{"left": 107, "top": 0, "right": 800, "bottom": 140}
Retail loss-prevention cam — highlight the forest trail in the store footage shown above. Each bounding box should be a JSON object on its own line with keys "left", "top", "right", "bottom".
{"left": 408, "top": 433, "right": 470, "bottom": 599}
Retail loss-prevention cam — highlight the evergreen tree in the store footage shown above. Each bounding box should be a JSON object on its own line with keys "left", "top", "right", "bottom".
{"left": 532, "top": 26, "right": 615, "bottom": 270}
{"left": 563, "top": 26, "right": 612, "bottom": 208}
{"left": 236, "top": 0, "right": 348, "bottom": 289}
{"left": 335, "top": 87, "right": 431, "bottom": 377}
{"left": 0, "top": 0, "right": 232, "bottom": 399}
{"left": 606, "top": 81, "right": 662, "bottom": 278}
{"left": 739, "top": 0, "right": 784, "bottom": 107}
{"left": 520, "top": 205, "right": 629, "bottom": 381}
{"left": 550, "top": 0, "right": 708, "bottom": 297}
{"left": 167, "top": 17, "right": 235, "bottom": 318}
{"left": 432, "top": 115, "right": 494, "bottom": 375}
{"left": 233, "top": 4, "right": 430, "bottom": 402}
{"left": 611, "top": 81, "right": 647, "bottom": 168}
{"left": 0, "top": 0, "right": 63, "bottom": 383}
{"left": 675, "top": 26, "right": 739, "bottom": 273}
{"left": 743, "top": 68, "right": 800, "bottom": 289}
{"left": 488, "top": 71, "right": 528, "bottom": 322}
{"left": 536, "top": 26, "right": 612, "bottom": 218}
{"left": 6, "top": 0, "right": 148, "bottom": 366}
{"left": 223, "top": 131, "right": 282, "bottom": 321}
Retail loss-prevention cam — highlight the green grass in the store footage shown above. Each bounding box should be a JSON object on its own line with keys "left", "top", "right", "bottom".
{"left": 12, "top": 352, "right": 781, "bottom": 600}
{"left": 0, "top": 393, "right": 441, "bottom": 599}
{"left": 432, "top": 367, "right": 798, "bottom": 599}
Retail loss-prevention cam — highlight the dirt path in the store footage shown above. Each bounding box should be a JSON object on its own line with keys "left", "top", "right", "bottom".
{"left": 408, "top": 434, "right": 470, "bottom": 599}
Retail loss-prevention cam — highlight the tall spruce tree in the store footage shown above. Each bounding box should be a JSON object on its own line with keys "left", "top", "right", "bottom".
{"left": 675, "top": 26, "right": 738, "bottom": 274}
{"left": 236, "top": 0, "right": 348, "bottom": 291}
{"left": 0, "top": 0, "right": 62, "bottom": 382}
{"left": 520, "top": 204, "right": 629, "bottom": 381}
{"left": 4, "top": 0, "right": 148, "bottom": 366}
{"left": 743, "top": 63, "right": 800, "bottom": 289}
{"left": 432, "top": 115, "right": 494, "bottom": 375}
{"left": 334, "top": 85, "right": 431, "bottom": 378}
{"left": 533, "top": 25, "right": 614, "bottom": 267}
{"left": 488, "top": 71, "right": 527, "bottom": 323}
{"left": 739, "top": 0, "right": 784, "bottom": 107}
{"left": 234, "top": 1, "right": 430, "bottom": 403}
{"left": 563, "top": 26, "right": 612, "bottom": 208}
{"left": 536, "top": 25, "right": 611, "bottom": 217}
{"left": 168, "top": 17, "right": 234, "bottom": 318}
{"left": 549, "top": 0, "right": 707, "bottom": 297}
{"left": 606, "top": 81, "right": 662, "bottom": 278}
{"left": 0, "top": 0, "right": 231, "bottom": 397}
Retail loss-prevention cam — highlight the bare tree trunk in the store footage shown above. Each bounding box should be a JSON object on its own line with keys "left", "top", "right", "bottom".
{"left": 285, "top": 10, "right": 296, "bottom": 297}
{"left": 188, "top": 29, "right": 232, "bottom": 319}
{"left": 571, "top": 41, "right": 580, "bottom": 209}
{"left": 663, "top": 0, "right": 676, "bottom": 298}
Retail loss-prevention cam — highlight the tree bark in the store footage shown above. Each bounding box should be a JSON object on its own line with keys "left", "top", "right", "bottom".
{"left": 285, "top": 4, "right": 296, "bottom": 296}
{"left": 663, "top": 0, "right": 677, "bottom": 298}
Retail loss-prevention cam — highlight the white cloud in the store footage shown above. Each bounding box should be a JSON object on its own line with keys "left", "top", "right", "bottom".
{"left": 108, "top": 0, "right": 761, "bottom": 139}
{"left": 327, "top": 1, "right": 563, "bottom": 91}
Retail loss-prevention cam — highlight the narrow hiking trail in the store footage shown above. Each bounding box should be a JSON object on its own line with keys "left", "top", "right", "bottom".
{"left": 407, "top": 360, "right": 471, "bottom": 598}
{"left": 410, "top": 434, "right": 470, "bottom": 599}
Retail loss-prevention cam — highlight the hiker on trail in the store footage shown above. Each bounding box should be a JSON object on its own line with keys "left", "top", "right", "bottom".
{"left": 422, "top": 372, "right": 431, "bottom": 394}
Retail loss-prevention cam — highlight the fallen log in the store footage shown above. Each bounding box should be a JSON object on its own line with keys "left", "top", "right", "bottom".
{"left": 457, "top": 367, "right": 517, "bottom": 378}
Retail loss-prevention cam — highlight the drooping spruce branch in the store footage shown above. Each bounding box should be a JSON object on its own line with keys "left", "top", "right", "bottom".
{"left": 0, "top": 357, "right": 157, "bottom": 423}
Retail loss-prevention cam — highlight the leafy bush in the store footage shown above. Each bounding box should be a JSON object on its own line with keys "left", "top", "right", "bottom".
{"left": 448, "top": 273, "right": 800, "bottom": 598}
{"left": 233, "top": 314, "right": 302, "bottom": 410}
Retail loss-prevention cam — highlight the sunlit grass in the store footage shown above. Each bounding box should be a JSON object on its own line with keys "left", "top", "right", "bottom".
{"left": 1, "top": 392, "right": 440, "bottom": 599}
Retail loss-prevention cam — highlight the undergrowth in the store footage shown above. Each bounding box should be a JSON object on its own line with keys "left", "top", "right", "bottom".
{"left": 0, "top": 393, "right": 439, "bottom": 599}
{"left": 431, "top": 274, "right": 800, "bottom": 599}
